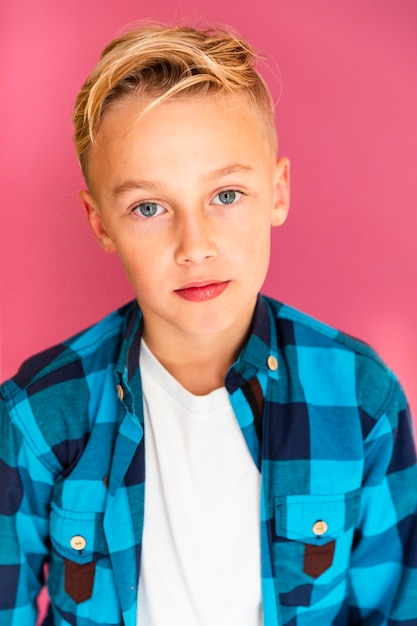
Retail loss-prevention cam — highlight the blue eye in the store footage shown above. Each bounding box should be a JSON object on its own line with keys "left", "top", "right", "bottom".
{"left": 134, "top": 202, "right": 164, "bottom": 218}
{"left": 212, "top": 190, "right": 242, "bottom": 205}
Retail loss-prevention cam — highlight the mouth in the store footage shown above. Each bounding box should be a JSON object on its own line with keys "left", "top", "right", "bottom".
{"left": 174, "top": 281, "right": 230, "bottom": 302}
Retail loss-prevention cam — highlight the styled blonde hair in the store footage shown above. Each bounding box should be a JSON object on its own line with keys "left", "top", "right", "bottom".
{"left": 73, "top": 24, "right": 277, "bottom": 176}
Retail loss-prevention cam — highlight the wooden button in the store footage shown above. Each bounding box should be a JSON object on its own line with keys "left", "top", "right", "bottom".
{"left": 312, "top": 520, "right": 328, "bottom": 536}
{"left": 116, "top": 384, "right": 124, "bottom": 401}
{"left": 267, "top": 355, "right": 278, "bottom": 371}
{"left": 70, "top": 535, "right": 87, "bottom": 551}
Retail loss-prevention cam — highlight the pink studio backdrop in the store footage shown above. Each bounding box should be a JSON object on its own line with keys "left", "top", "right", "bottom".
{"left": 1, "top": 0, "right": 416, "bottom": 425}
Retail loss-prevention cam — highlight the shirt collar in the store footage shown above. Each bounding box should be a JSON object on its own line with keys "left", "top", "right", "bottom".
{"left": 225, "top": 295, "right": 279, "bottom": 393}
{"left": 114, "top": 300, "right": 143, "bottom": 413}
{"left": 113, "top": 294, "right": 279, "bottom": 403}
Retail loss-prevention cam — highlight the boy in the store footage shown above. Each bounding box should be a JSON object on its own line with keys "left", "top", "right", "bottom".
{"left": 0, "top": 23, "right": 416, "bottom": 626}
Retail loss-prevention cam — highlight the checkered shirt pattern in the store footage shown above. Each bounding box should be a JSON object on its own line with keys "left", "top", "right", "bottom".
{"left": 1, "top": 295, "right": 416, "bottom": 625}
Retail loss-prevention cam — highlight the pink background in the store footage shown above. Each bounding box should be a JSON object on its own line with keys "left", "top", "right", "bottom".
{"left": 1, "top": 0, "right": 416, "bottom": 424}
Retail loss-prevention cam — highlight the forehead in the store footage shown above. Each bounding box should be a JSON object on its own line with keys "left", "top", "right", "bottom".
{"left": 85, "top": 92, "right": 276, "bottom": 192}
{"left": 101, "top": 90, "right": 267, "bottom": 136}
{"left": 90, "top": 91, "right": 274, "bottom": 164}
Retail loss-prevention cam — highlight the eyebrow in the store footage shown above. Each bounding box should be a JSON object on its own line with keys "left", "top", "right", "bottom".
{"left": 112, "top": 163, "right": 253, "bottom": 198}
{"left": 112, "top": 180, "right": 158, "bottom": 197}
{"left": 202, "top": 163, "right": 253, "bottom": 182}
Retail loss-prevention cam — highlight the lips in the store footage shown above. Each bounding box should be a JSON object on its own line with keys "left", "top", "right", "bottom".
{"left": 175, "top": 281, "right": 229, "bottom": 302}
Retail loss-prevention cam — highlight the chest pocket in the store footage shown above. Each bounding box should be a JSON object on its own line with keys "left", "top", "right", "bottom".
{"left": 272, "top": 490, "right": 360, "bottom": 607}
{"left": 49, "top": 504, "right": 109, "bottom": 605}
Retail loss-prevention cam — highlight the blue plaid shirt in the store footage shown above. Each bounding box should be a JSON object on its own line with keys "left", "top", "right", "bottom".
{"left": 1, "top": 295, "right": 416, "bottom": 625}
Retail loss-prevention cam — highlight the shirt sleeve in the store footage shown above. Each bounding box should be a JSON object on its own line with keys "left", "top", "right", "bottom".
{"left": 348, "top": 377, "right": 417, "bottom": 623}
{"left": 0, "top": 393, "right": 54, "bottom": 624}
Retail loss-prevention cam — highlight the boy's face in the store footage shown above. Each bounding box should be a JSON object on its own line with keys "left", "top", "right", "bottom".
{"left": 81, "top": 92, "right": 290, "bottom": 349}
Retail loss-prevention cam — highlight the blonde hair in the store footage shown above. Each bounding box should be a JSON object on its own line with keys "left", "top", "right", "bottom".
{"left": 73, "top": 24, "right": 277, "bottom": 176}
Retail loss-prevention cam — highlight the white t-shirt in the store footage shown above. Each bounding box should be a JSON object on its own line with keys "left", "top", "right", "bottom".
{"left": 137, "top": 341, "right": 263, "bottom": 626}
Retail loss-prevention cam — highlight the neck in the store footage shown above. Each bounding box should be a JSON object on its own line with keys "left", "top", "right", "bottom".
{"left": 142, "top": 318, "right": 252, "bottom": 396}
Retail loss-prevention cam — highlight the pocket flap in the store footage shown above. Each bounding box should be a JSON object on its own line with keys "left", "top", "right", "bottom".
{"left": 50, "top": 504, "right": 107, "bottom": 564}
{"left": 274, "top": 490, "right": 360, "bottom": 544}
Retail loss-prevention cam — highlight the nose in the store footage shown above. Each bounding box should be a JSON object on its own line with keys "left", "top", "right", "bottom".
{"left": 174, "top": 210, "right": 217, "bottom": 265}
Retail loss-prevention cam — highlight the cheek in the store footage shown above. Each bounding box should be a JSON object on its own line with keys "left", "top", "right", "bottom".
{"left": 111, "top": 242, "right": 144, "bottom": 283}
{"left": 235, "top": 219, "right": 271, "bottom": 259}
{"left": 250, "top": 224, "right": 272, "bottom": 272}
{"left": 117, "top": 241, "right": 168, "bottom": 289}
{"left": 228, "top": 230, "right": 271, "bottom": 290}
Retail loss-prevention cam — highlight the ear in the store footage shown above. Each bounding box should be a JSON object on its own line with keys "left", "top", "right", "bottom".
{"left": 271, "top": 156, "right": 290, "bottom": 227}
{"left": 79, "top": 190, "right": 116, "bottom": 253}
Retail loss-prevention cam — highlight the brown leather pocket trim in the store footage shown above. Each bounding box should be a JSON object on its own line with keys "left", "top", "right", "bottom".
{"left": 303, "top": 540, "right": 335, "bottom": 578}
{"left": 64, "top": 558, "right": 96, "bottom": 603}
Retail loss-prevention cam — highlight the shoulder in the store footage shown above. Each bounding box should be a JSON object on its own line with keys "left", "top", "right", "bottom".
{"left": 0, "top": 301, "right": 138, "bottom": 471}
{"left": 2, "top": 301, "right": 136, "bottom": 391}
{"left": 263, "top": 295, "right": 408, "bottom": 425}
